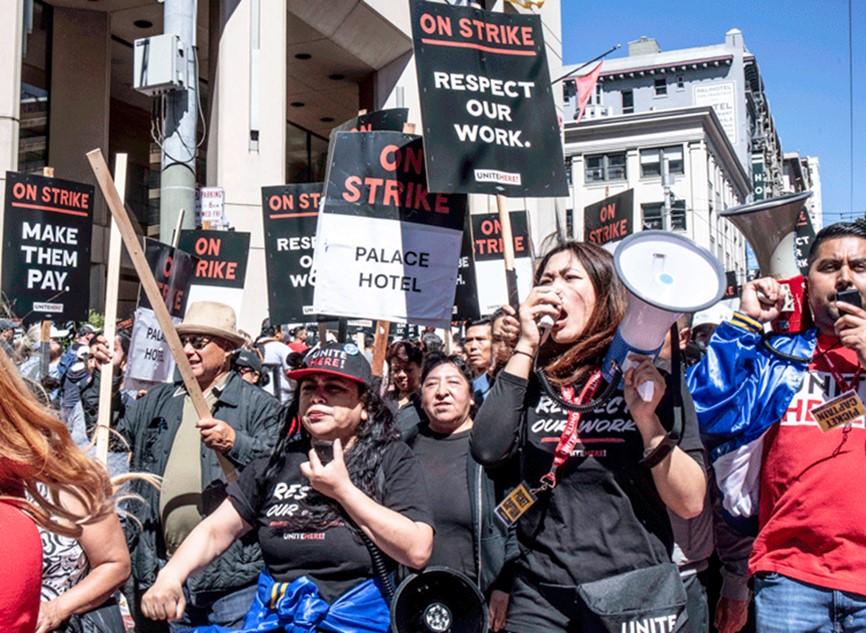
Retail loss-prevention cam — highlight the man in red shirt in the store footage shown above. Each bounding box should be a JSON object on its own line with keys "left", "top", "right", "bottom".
{"left": 690, "top": 222, "right": 866, "bottom": 632}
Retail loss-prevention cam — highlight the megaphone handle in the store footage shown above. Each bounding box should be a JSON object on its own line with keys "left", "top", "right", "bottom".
{"left": 621, "top": 353, "right": 655, "bottom": 402}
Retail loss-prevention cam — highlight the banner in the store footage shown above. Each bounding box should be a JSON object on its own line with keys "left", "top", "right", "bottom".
{"left": 313, "top": 131, "right": 468, "bottom": 327}
{"left": 261, "top": 183, "right": 323, "bottom": 323}
{"left": 137, "top": 238, "right": 196, "bottom": 319}
{"left": 453, "top": 215, "right": 481, "bottom": 321}
{"left": 125, "top": 307, "right": 180, "bottom": 384}
{"left": 795, "top": 207, "right": 816, "bottom": 277}
{"left": 584, "top": 189, "right": 634, "bottom": 246}
{"left": 410, "top": 2, "right": 567, "bottom": 197}
{"left": 2, "top": 171, "right": 94, "bottom": 323}
{"left": 471, "top": 210, "right": 533, "bottom": 315}
{"left": 177, "top": 230, "right": 250, "bottom": 316}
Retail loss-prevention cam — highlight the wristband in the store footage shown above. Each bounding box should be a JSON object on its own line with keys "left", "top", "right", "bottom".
{"left": 512, "top": 348, "right": 534, "bottom": 359}
{"left": 639, "top": 434, "right": 676, "bottom": 469}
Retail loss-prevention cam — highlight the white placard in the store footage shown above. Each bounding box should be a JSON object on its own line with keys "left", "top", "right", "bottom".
{"left": 126, "top": 307, "right": 181, "bottom": 383}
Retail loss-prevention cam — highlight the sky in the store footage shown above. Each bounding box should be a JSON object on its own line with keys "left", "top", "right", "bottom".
{"left": 560, "top": 0, "right": 865, "bottom": 227}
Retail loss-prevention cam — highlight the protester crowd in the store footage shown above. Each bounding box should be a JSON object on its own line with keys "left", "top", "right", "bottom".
{"left": 2, "top": 222, "right": 866, "bottom": 633}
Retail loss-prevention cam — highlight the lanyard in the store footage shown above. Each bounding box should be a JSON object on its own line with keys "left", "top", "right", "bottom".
{"left": 536, "top": 369, "right": 602, "bottom": 491}
{"left": 818, "top": 343, "right": 862, "bottom": 394}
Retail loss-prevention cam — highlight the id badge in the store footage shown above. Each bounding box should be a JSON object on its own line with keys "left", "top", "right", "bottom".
{"left": 811, "top": 390, "right": 866, "bottom": 432}
{"left": 494, "top": 482, "right": 537, "bottom": 527}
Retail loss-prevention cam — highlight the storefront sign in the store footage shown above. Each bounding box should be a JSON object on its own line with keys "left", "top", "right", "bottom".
{"left": 410, "top": 2, "right": 567, "bottom": 197}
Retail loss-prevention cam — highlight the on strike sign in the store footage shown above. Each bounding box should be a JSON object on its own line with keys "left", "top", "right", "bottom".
{"left": 584, "top": 189, "right": 634, "bottom": 247}
{"left": 313, "top": 131, "right": 468, "bottom": 327}
{"left": 178, "top": 230, "right": 250, "bottom": 317}
{"left": 261, "top": 183, "right": 323, "bottom": 322}
{"left": 2, "top": 171, "right": 93, "bottom": 322}
{"left": 411, "top": 1, "right": 567, "bottom": 197}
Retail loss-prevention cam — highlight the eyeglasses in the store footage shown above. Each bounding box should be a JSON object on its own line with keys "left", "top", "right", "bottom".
{"left": 180, "top": 335, "right": 213, "bottom": 351}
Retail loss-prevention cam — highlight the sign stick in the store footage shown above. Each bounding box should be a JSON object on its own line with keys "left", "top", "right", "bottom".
{"left": 171, "top": 208, "right": 186, "bottom": 249}
{"left": 86, "top": 149, "right": 238, "bottom": 483}
{"left": 369, "top": 121, "right": 416, "bottom": 376}
{"left": 39, "top": 167, "right": 55, "bottom": 380}
{"left": 496, "top": 194, "right": 520, "bottom": 309}
{"left": 94, "top": 154, "right": 126, "bottom": 465}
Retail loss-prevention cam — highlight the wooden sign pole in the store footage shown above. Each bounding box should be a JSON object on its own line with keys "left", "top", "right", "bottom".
{"left": 94, "top": 154, "right": 126, "bottom": 465}
{"left": 86, "top": 149, "right": 237, "bottom": 483}
{"left": 496, "top": 194, "right": 520, "bottom": 309}
{"left": 39, "top": 167, "right": 55, "bottom": 380}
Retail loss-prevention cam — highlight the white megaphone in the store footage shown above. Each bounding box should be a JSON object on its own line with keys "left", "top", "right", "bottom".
{"left": 602, "top": 231, "right": 726, "bottom": 400}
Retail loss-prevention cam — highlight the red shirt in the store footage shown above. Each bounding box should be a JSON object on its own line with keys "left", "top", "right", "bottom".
{"left": 749, "top": 334, "right": 866, "bottom": 595}
{"left": 0, "top": 500, "right": 42, "bottom": 633}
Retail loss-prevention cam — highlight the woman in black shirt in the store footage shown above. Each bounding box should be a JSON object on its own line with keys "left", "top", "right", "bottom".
{"left": 141, "top": 343, "right": 433, "bottom": 630}
{"left": 470, "top": 241, "right": 706, "bottom": 633}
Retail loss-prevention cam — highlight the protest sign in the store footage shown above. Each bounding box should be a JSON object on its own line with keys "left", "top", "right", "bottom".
{"left": 453, "top": 215, "right": 481, "bottom": 321}
{"left": 126, "top": 307, "right": 180, "bottom": 384}
{"left": 795, "top": 207, "right": 815, "bottom": 277}
{"left": 2, "top": 171, "right": 93, "bottom": 322}
{"left": 195, "top": 187, "right": 226, "bottom": 229}
{"left": 313, "top": 131, "right": 468, "bottom": 327}
{"left": 471, "top": 210, "right": 532, "bottom": 315}
{"left": 723, "top": 271, "right": 740, "bottom": 299}
{"left": 584, "top": 189, "right": 634, "bottom": 247}
{"left": 178, "top": 230, "right": 250, "bottom": 316}
{"left": 138, "top": 238, "right": 196, "bottom": 318}
{"left": 261, "top": 183, "right": 323, "bottom": 322}
{"left": 410, "top": 2, "right": 567, "bottom": 197}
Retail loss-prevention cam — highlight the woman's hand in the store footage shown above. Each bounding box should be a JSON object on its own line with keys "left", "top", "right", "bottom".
{"left": 623, "top": 356, "right": 666, "bottom": 437}
{"left": 36, "top": 599, "right": 69, "bottom": 633}
{"left": 301, "top": 438, "right": 354, "bottom": 502}
{"left": 514, "top": 286, "right": 563, "bottom": 354}
{"left": 141, "top": 572, "right": 186, "bottom": 622}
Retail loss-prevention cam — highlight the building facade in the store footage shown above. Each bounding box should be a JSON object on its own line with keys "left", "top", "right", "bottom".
{"left": 0, "top": 0, "right": 563, "bottom": 330}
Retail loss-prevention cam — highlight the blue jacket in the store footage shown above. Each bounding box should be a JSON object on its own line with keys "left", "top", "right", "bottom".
{"left": 686, "top": 313, "right": 816, "bottom": 520}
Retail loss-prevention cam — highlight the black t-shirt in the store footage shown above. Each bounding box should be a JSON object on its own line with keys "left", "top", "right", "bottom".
{"left": 410, "top": 427, "right": 475, "bottom": 580}
{"left": 228, "top": 440, "right": 433, "bottom": 603}
{"left": 472, "top": 370, "right": 704, "bottom": 588}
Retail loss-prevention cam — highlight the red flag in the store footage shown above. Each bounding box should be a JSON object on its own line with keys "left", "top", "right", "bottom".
{"left": 575, "top": 62, "right": 603, "bottom": 123}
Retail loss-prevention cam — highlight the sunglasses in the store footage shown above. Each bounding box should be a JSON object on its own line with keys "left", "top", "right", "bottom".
{"left": 180, "top": 335, "right": 213, "bottom": 351}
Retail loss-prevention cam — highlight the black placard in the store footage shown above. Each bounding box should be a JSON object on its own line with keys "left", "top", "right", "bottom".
{"left": 2, "top": 171, "right": 94, "bottom": 323}
{"left": 584, "top": 190, "right": 634, "bottom": 246}
{"left": 471, "top": 211, "right": 530, "bottom": 262}
{"left": 411, "top": 2, "right": 567, "bottom": 197}
{"left": 137, "top": 239, "right": 197, "bottom": 318}
{"left": 261, "top": 183, "right": 324, "bottom": 323}
{"left": 453, "top": 215, "right": 481, "bottom": 321}
{"left": 795, "top": 208, "right": 816, "bottom": 277}
{"left": 177, "top": 230, "right": 250, "bottom": 288}
{"left": 325, "top": 131, "right": 467, "bottom": 230}
{"left": 723, "top": 270, "right": 740, "bottom": 299}
{"left": 324, "top": 109, "right": 410, "bottom": 189}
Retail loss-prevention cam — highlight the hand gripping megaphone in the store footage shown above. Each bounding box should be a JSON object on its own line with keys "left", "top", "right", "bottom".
{"left": 390, "top": 567, "right": 487, "bottom": 633}
{"left": 602, "top": 231, "right": 726, "bottom": 399}
{"left": 720, "top": 190, "right": 813, "bottom": 334}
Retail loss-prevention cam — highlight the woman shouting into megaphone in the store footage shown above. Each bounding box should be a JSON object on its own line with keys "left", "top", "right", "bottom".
{"left": 471, "top": 241, "right": 706, "bottom": 633}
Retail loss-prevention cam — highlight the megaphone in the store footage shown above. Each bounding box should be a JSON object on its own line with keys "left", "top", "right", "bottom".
{"left": 602, "top": 231, "right": 725, "bottom": 399}
{"left": 390, "top": 567, "right": 487, "bottom": 633}
{"left": 720, "top": 190, "right": 813, "bottom": 334}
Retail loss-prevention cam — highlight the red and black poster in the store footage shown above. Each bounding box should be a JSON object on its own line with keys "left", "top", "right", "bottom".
{"left": 261, "top": 183, "right": 323, "bottom": 323}
{"left": 723, "top": 270, "right": 740, "bottom": 299}
{"left": 177, "top": 230, "right": 250, "bottom": 316}
{"left": 584, "top": 189, "right": 634, "bottom": 246}
{"left": 137, "top": 238, "right": 196, "bottom": 319}
{"left": 313, "top": 131, "right": 468, "bottom": 327}
{"left": 795, "top": 208, "right": 816, "bottom": 277}
{"left": 410, "top": 1, "right": 567, "bottom": 197}
{"left": 2, "top": 171, "right": 93, "bottom": 323}
{"left": 471, "top": 210, "right": 533, "bottom": 314}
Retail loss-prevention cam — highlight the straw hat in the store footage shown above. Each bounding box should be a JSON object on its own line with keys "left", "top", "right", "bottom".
{"left": 176, "top": 301, "right": 245, "bottom": 348}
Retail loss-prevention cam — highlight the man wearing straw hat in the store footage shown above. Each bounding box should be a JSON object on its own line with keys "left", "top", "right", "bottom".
{"left": 114, "top": 301, "right": 281, "bottom": 632}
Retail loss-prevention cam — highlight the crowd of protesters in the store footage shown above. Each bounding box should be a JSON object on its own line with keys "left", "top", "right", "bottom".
{"left": 2, "top": 222, "right": 866, "bottom": 632}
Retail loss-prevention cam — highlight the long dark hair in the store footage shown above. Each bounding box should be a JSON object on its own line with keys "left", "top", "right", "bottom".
{"left": 534, "top": 241, "right": 627, "bottom": 387}
{"left": 264, "top": 377, "right": 399, "bottom": 531}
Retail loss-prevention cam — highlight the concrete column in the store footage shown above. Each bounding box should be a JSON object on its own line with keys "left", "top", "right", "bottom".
{"left": 688, "top": 140, "right": 708, "bottom": 244}
{"left": 0, "top": 1, "right": 25, "bottom": 210}
{"left": 48, "top": 8, "right": 111, "bottom": 312}
{"left": 208, "top": 0, "right": 286, "bottom": 332}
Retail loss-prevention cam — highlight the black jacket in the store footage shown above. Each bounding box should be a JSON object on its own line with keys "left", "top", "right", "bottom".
{"left": 118, "top": 371, "right": 281, "bottom": 593}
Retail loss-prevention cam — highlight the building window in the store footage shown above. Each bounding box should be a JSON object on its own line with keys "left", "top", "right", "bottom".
{"left": 642, "top": 200, "right": 687, "bottom": 231}
{"left": 585, "top": 152, "right": 627, "bottom": 182}
{"left": 676, "top": 75, "right": 685, "bottom": 90}
{"left": 622, "top": 90, "right": 634, "bottom": 114}
{"left": 640, "top": 145, "right": 685, "bottom": 178}
{"left": 654, "top": 77, "right": 667, "bottom": 96}
{"left": 565, "top": 155, "right": 573, "bottom": 186}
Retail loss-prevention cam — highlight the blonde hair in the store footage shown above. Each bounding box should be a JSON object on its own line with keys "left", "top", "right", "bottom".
{"left": 0, "top": 349, "right": 113, "bottom": 537}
